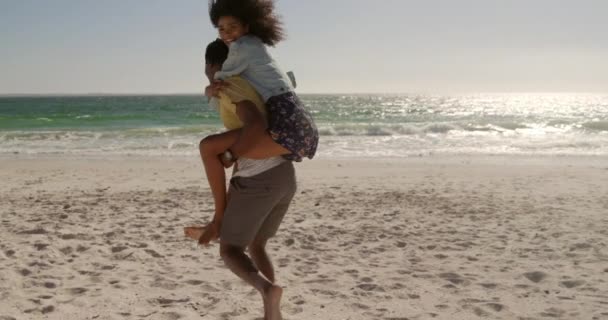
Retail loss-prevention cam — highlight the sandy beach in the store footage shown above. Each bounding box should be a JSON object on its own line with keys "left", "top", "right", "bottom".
{"left": 1, "top": 154, "right": 607, "bottom": 320}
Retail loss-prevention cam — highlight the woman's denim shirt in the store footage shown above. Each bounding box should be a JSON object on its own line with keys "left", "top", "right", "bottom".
{"left": 214, "top": 35, "right": 294, "bottom": 102}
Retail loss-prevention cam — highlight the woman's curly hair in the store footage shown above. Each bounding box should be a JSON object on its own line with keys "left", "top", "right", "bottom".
{"left": 209, "top": 0, "right": 285, "bottom": 46}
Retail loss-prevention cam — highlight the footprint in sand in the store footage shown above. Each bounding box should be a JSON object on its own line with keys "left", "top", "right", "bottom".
{"left": 355, "top": 283, "right": 385, "bottom": 292}
{"left": 18, "top": 268, "right": 32, "bottom": 276}
{"left": 35, "top": 306, "right": 55, "bottom": 314}
{"left": 485, "top": 303, "right": 505, "bottom": 312}
{"left": 219, "top": 307, "right": 247, "bottom": 320}
{"left": 59, "top": 246, "right": 73, "bottom": 255}
{"left": 154, "top": 297, "right": 190, "bottom": 307}
{"left": 478, "top": 283, "right": 498, "bottom": 289}
{"left": 67, "top": 288, "right": 88, "bottom": 295}
{"left": 111, "top": 246, "right": 128, "bottom": 253}
{"left": 59, "top": 233, "right": 82, "bottom": 240}
{"left": 144, "top": 249, "right": 163, "bottom": 258}
{"left": 351, "top": 302, "right": 371, "bottom": 310}
{"left": 196, "top": 295, "right": 221, "bottom": 309}
{"left": 569, "top": 243, "right": 592, "bottom": 251}
{"left": 284, "top": 303, "right": 304, "bottom": 315}
{"left": 560, "top": 280, "right": 585, "bottom": 288}
{"left": 18, "top": 228, "right": 48, "bottom": 235}
{"left": 472, "top": 306, "right": 490, "bottom": 317}
{"left": 150, "top": 277, "right": 179, "bottom": 290}
{"left": 33, "top": 243, "right": 49, "bottom": 251}
{"left": 23, "top": 306, "right": 55, "bottom": 319}
{"left": 160, "top": 312, "right": 184, "bottom": 320}
{"left": 438, "top": 272, "right": 468, "bottom": 285}
{"left": 523, "top": 271, "right": 547, "bottom": 283}
{"left": 540, "top": 307, "right": 566, "bottom": 318}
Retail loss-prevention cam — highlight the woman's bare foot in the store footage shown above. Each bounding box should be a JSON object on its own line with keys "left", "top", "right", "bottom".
{"left": 263, "top": 285, "right": 283, "bottom": 320}
{"left": 183, "top": 226, "right": 205, "bottom": 241}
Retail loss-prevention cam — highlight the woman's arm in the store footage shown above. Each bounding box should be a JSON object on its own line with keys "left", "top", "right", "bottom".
{"left": 214, "top": 41, "right": 249, "bottom": 80}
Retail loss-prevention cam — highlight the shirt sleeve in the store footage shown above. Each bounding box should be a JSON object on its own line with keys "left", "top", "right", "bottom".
{"left": 209, "top": 97, "right": 220, "bottom": 111}
{"left": 214, "top": 41, "right": 249, "bottom": 80}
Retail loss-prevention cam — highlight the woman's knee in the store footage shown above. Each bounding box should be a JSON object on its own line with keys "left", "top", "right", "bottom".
{"left": 199, "top": 135, "right": 218, "bottom": 157}
{"left": 199, "top": 137, "right": 208, "bottom": 155}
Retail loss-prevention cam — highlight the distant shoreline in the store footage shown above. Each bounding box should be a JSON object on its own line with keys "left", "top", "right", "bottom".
{"left": 2, "top": 92, "right": 608, "bottom": 98}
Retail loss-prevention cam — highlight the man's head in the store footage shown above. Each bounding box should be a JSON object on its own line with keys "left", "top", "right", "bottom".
{"left": 205, "top": 39, "right": 229, "bottom": 82}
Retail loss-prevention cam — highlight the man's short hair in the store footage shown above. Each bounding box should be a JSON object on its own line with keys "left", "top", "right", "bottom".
{"left": 205, "top": 39, "right": 229, "bottom": 66}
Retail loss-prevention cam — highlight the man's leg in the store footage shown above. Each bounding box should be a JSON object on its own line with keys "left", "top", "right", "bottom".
{"left": 220, "top": 242, "right": 283, "bottom": 320}
{"left": 215, "top": 164, "right": 295, "bottom": 320}
{"left": 249, "top": 237, "right": 275, "bottom": 283}
{"left": 248, "top": 165, "right": 296, "bottom": 284}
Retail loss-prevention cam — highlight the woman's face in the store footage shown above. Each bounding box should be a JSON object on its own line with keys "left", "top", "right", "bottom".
{"left": 217, "top": 16, "right": 249, "bottom": 46}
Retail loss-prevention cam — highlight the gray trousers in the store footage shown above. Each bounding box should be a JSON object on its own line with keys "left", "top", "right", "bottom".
{"left": 220, "top": 161, "right": 297, "bottom": 247}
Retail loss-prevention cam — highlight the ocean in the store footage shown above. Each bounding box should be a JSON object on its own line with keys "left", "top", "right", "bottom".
{"left": 1, "top": 94, "right": 607, "bottom": 157}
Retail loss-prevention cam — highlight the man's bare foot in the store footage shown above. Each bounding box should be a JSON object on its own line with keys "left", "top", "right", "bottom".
{"left": 184, "top": 226, "right": 205, "bottom": 241}
{"left": 263, "top": 285, "right": 282, "bottom": 320}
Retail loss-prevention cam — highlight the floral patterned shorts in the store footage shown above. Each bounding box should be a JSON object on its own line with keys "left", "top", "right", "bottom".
{"left": 267, "top": 92, "right": 319, "bottom": 162}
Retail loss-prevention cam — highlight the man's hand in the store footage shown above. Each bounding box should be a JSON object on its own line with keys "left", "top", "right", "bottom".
{"left": 198, "top": 220, "right": 221, "bottom": 245}
{"left": 204, "top": 80, "right": 228, "bottom": 98}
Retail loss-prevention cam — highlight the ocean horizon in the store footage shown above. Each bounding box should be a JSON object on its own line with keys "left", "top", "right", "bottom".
{"left": 1, "top": 93, "right": 607, "bottom": 158}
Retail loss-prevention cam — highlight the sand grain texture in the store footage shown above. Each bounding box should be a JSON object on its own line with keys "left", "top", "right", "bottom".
{"left": 1, "top": 155, "right": 607, "bottom": 320}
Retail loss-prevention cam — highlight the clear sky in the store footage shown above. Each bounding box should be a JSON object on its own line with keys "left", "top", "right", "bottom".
{"left": 1, "top": 0, "right": 607, "bottom": 94}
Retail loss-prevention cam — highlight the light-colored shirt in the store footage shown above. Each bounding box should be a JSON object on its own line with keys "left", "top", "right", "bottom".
{"left": 214, "top": 35, "right": 294, "bottom": 102}
{"left": 210, "top": 76, "right": 267, "bottom": 130}
{"left": 233, "top": 156, "right": 286, "bottom": 178}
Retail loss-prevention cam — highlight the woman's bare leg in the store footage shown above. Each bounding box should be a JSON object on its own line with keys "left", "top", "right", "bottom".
{"left": 184, "top": 130, "right": 239, "bottom": 240}
{"left": 200, "top": 131, "right": 237, "bottom": 219}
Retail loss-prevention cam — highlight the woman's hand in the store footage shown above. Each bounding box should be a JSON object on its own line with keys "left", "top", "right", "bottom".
{"left": 198, "top": 220, "right": 221, "bottom": 245}
{"left": 220, "top": 157, "right": 235, "bottom": 169}
{"left": 219, "top": 153, "right": 235, "bottom": 168}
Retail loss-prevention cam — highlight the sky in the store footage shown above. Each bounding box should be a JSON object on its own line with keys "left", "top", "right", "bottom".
{"left": 1, "top": 0, "right": 607, "bottom": 94}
